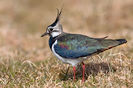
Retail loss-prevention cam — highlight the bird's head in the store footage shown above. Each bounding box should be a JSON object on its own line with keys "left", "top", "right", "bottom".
{"left": 41, "top": 9, "right": 63, "bottom": 38}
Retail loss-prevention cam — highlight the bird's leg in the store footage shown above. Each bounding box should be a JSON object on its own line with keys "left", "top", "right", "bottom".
{"left": 82, "top": 62, "right": 85, "bottom": 82}
{"left": 64, "top": 67, "right": 70, "bottom": 78}
{"left": 73, "top": 66, "right": 76, "bottom": 81}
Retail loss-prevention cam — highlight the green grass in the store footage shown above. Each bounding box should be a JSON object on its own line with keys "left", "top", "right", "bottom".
{"left": 0, "top": 50, "right": 132, "bottom": 88}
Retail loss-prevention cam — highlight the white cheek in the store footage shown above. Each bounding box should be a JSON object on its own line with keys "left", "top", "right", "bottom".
{"left": 51, "top": 32, "right": 61, "bottom": 37}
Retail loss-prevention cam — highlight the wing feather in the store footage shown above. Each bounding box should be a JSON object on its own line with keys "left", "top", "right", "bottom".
{"left": 54, "top": 34, "right": 120, "bottom": 59}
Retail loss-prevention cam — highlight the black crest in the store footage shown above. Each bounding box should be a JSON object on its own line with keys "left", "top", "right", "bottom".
{"left": 50, "top": 8, "right": 62, "bottom": 27}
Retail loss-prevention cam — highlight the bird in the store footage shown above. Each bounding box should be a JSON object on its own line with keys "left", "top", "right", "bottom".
{"left": 41, "top": 9, "right": 127, "bottom": 82}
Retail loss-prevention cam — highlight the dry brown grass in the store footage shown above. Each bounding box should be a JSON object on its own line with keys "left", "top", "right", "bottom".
{"left": 0, "top": 0, "right": 133, "bottom": 87}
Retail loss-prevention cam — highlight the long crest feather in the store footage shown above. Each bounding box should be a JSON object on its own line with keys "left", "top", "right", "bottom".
{"left": 56, "top": 8, "right": 62, "bottom": 21}
{"left": 50, "top": 8, "right": 63, "bottom": 27}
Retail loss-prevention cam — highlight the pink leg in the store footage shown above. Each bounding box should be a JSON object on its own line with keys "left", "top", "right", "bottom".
{"left": 82, "top": 62, "right": 85, "bottom": 82}
{"left": 73, "top": 66, "right": 76, "bottom": 81}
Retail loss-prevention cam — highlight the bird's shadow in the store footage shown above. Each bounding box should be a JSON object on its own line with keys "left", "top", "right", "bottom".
{"left": 59, "top": 62, "right": 116, "bottom": 81}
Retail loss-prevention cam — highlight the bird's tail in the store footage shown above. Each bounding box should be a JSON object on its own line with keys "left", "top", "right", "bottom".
{"left": 115, "top": 39, "right": 127, "bottom": 45}
{"left": 99, "top": 38, "right": 127, "bottom": 52}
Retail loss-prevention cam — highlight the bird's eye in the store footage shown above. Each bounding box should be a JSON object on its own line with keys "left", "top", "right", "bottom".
{"left": 49, "top": 28, "right": 53, "bottom": 31}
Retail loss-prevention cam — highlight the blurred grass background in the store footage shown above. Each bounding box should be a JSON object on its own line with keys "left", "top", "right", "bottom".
{"left": 0, "top": 0, "right": 133, "bottom": 87}
{"left": 0, "top": 0, "right": 132, "bottom": 61}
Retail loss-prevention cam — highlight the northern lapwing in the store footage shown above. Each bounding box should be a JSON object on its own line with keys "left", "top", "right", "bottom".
{"left": 41, "top": 9, "right": 127, "bottom": 82}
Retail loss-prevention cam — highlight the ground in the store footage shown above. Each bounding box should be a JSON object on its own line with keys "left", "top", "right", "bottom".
{"left": 0, "top": 0, "right": 133, "bottom": 88}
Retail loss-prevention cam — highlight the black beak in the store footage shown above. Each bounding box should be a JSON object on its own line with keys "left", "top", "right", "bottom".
{"left": 41, "top": 32, "right": 48, "bottom": 37}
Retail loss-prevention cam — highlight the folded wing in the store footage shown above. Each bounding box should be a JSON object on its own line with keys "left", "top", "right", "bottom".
{"left": 54, "top": 34, "right": 127, "bottom": 59}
